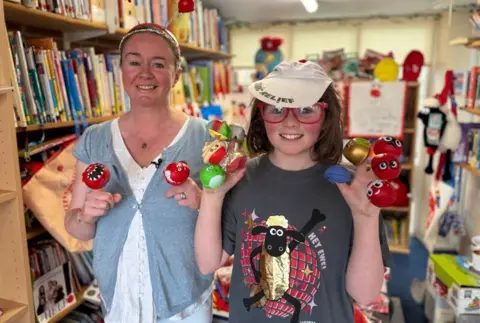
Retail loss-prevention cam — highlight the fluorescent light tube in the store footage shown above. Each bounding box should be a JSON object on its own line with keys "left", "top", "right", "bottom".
{"left": 300, "top": 0, "right": 318, "bottom": 13}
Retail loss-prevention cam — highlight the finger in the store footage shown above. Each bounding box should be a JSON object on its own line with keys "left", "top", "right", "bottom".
{"left": 88, "top": 191, "right": 114, "bottom": 207}
{"left": 113, "top": 193, "right": 122, "bottom": 204}
{"left": 165, "top": 185, "right": 184, "bottom": 198}
{"left": 87, "top": 199, "right": 110, "bottom": 210}
{"left": 83, "top": 206, "right": 107, "bottom": 218}
{"left": 174, "top": 193, "right": 186, "bottom": 201}
{"left": 177, "top": 199, "right": 190, "bottom": 207}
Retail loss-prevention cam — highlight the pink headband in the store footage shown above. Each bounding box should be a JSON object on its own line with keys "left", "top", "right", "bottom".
{"left": 119, "top": 23, "right": 181, "bottom": 67}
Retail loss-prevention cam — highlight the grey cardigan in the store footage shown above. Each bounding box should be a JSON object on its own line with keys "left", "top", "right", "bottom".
{"left": 72, "top": 116, "right": 213, "bottom": 319}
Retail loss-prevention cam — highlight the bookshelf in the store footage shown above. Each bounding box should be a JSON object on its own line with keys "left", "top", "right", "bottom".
{"left": 1, "top": 0, "right": 233, "bottom": 322}
{"left": 342, "top": 81, "right": 421, "bottom": 255}
{"left": 0, "top": 2, "right": 34, "bottom": 322}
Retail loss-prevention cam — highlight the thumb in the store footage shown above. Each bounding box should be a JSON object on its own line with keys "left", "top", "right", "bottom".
{"left": 113, "top": 193, "right": 122, "bottom": 204}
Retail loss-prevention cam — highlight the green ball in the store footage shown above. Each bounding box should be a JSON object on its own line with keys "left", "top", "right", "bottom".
{"left": 200, "top": 164, "right": 226, "bottom": 189}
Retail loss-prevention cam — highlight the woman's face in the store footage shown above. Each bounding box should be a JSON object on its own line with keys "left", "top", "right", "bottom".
{"left": 121, "top": 33, "right": 180, "bottom": 108}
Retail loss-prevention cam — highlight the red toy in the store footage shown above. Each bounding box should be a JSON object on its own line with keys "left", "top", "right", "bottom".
{"left": 371, "top": 153, "right": 401, "bottom": 180}
{"left": 82, "top": 163, "right": 110, "bottom": 190}
{"left": 373, "top": 136, "right": 403, "bottom": 157}
{"left": 389, "top": 178, "right": 409, "bottom": 206}
{"left": 178, "top": 0, "right": 194, "bottom": 13}
{"left": 163, "top": 161, "right": 190, "bottom": 185}
{"left": 366, "top": 180, "right": 397, "bottom": 208}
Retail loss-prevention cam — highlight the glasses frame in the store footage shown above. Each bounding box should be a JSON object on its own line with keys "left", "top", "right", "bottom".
{"left": 259, "top": 102, "right": 327, "bottom": 124}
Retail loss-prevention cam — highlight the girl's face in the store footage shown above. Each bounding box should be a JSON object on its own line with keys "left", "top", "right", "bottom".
{"left": 264, "top": 107, "right": 323, "bottom": 158}
{"left": 121, "top": 33, "right": 179, "bottom": 108}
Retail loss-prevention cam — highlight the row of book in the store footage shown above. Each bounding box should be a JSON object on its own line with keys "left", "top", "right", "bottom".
{"left": 454, "top": 123, "right": 480, "bottom": 169}
{"left": 453, "top": 68, "right": 480, "bottom": 111}
{"left": 384, "top": 216, "right": 408, "bottom": 246}
{"left": 10, "top": 0, "right": 229, "bottom": 53}
{"left": 9, "top": 31, "right": 129, "bottom": 128}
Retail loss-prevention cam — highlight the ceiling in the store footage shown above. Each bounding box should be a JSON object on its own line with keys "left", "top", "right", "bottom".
{"left": 201, "top": 0, "right": 476, "bottom": 23}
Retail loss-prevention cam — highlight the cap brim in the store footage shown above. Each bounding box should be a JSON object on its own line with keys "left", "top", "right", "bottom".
{"left": 248, "top": 78, "right": 332, "bottom": 108}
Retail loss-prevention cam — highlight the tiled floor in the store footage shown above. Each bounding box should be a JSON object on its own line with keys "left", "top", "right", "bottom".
{"left": 388, "top": 237, "right": 430, "bottom": 323}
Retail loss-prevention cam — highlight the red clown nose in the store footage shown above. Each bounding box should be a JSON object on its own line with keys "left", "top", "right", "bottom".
{"left": 178, "top": 0, "right": 195, "bottom": 13}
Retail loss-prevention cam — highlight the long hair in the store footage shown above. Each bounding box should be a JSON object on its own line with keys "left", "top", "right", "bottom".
{"left": 245, "top": 84, "right": 344, "bottom": 165}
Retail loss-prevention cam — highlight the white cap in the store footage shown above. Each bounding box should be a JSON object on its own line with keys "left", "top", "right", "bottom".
{"left": 248, "top": 60, "right": 333, "bottom": 108}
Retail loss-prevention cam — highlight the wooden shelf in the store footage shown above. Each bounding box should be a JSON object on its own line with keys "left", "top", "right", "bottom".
{"left": 26, "top": 225, "right": 46, "bottom": 240}
{"left": 16, "top": 115, "right": 119, "bottom": 132}
{"left": 458, "top": 163, "right": 480, "bottom": 177}
{"left": 4, "top": 2, "right": 232, "bottom": 60}
{"left": 461, "top": 107, "right": 480, "bottom": 116}
{"left": 0, "top": 85, "right": 13, "bottom": 95}
{"left": 382, "top": 206, "right": 410, "bottom": 212}
{"left": 0, "top": 190, "right": 16, "bottom": 204}
{"left": 4, "top": 1, "right": 108, "bottom": 32}
{"left": 0, "top": 298, "right": 28, "bottom": 323}
{"left": 389, "top": 244, "right": 410, "bottom": 255}
{"left": 48, "top": 286, "right": 88, "bottom": 323}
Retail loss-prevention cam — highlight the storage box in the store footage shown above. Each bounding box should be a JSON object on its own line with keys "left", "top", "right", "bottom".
{"left": 430, "top": 254, "right": 480, "bottom": 315}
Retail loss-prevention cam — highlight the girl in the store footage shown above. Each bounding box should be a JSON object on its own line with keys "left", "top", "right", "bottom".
{"left": 195, "top": 60, "right": 390, "bottom": 323}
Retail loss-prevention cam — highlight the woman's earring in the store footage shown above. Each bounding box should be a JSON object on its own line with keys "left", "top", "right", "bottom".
{"left": 319, "top": 102, "right": 328, "bottom": 109}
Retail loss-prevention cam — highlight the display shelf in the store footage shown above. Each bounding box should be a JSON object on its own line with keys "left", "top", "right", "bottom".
{"left": 383, "top": 206, "right": 410, "bottom": 213}
{"left": 461, "top": 107, "right": 480, "bottom": 116}
{"left": 0, "top": 298, "right": 28, "bottom": 323}
{"left": 48, "top": 286, "right": 88, "bottom": 323}
{"left": 0, "top": 190, "right": 16, "bottom": 204}
{"left": 16, "top": 115, "right": 120, "bottom": 132}
{"left": 389, "top": 244, "right": 410, "bottom": 255}
{"left": 0, "top": 86, "right": 13, "bottom": 95}
{"left": 26, "top": 225, "right": 46, "bottom": 240}
{"left": 458, "top": 162, "right": 480, "bottom": 177}
{"left": 4, "top": 1, "right": 107, "bottom": 32}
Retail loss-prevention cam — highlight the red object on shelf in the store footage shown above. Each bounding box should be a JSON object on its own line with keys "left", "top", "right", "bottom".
{"left": 178, "top": 0, "right": 194, "bottom": 13}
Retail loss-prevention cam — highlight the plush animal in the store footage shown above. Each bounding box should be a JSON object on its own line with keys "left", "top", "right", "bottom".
{"left": 252, "top": 37, "right": 284, "bottom": 81}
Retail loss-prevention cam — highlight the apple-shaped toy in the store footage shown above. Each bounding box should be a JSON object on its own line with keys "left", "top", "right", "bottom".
{"left": 178, "top": 0, "right": 194, "bottom": 13}
{"left": 163, "top": 161, "right": 190, "bottom": 186}
{"left": 343, "top": 138, "right": 371, "bottom": 166}
{"left": 366, "top": 180, "right": 397, "bottom": 208}
{"left": 226, "top": 151, "right": 247, "bottom": 173}
{"left": 208, "top": 120, "right": 232, "bottom": 140}
{"left": 202, "top": 140, "right": 227, "bottom": 165}
{"left": 373, "top": 136, "right": 403, "bottom": 157}
{"left": 371, "top": 153, "right": 401, "bottom": 180}
{"left": 82, "top": 163, "right": 110, "bottom": 190}
{"left": 200, "top": 164, "right": 226, "bottom": 189}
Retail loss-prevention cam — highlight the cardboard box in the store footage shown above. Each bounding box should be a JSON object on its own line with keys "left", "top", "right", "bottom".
{"left": 430, "top": 254, "right": 480, "bottom": 315}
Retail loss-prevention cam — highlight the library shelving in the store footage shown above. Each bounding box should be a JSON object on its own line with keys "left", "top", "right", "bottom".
{"left": 0, "top": 1, "right": 34, "bottom": 322}
{"left": 342, "top": 81, "right": 421, "bottom": 255}
{"left": 1, "top": 0, "right": 233, "bottom": 321}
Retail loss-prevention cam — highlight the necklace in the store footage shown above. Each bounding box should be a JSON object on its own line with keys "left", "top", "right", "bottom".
{"left": 141, "top": 143, "right": 147, "bottom": 149}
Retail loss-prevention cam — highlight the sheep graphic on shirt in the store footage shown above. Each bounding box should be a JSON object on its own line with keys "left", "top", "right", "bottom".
{"left": 244, "top": 209, "right": 326, "bottom": 323}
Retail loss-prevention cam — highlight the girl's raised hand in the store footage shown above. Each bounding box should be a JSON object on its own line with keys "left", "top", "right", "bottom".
{"left": 204, "top": 167, "right": 246, "bottom": 196}
{"left": 336, "top": 162, "right": 380, "bottom": 218}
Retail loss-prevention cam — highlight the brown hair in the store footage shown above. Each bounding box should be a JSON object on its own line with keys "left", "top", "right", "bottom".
{"left": 246, "top": 84, "right": 344, "bottom": 165}
{"left": 119, "top": 23, "right": 181, "bottom": 68}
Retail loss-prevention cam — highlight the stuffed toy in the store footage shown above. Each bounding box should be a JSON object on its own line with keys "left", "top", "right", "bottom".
{"left": 417, "top": 97, "right": 447, "bottom": 174}
{"left": 251, "top": 37, "right": 283, "bottom": 81}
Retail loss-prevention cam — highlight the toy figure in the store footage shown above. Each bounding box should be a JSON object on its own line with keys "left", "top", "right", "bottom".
{"left": 371, "top": 153, "right": 401, "bottom": 180}
{"left": 366, "top": 180, "right": 397, "bottom": 207}
{"left": 373, "top": 136, "right": 403, "bottom": 157}
{"left": 82, "top": 163, "right": 110, "bottom": 190}
{"left": 252, "top": 37, "right": 284, "bottom": 81}
{"left": 200, "top": 121, "right": 247, "bottom": 189}
{"left": 163, "top": 161, "right": 190, "bottom": 185}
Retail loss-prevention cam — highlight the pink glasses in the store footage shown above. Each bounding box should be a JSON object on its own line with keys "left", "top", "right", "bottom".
{"left": 259, "top": 102, "right": 327, "bottom": 124}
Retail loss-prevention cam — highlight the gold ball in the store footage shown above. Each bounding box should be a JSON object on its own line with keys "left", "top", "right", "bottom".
{"left": 343, "top": 138, "right": 371, "bottom": 166}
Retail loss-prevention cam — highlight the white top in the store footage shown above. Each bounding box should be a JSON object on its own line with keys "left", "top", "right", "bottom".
{"left": 105, "top": 117, "right": 212, "bottom": 323}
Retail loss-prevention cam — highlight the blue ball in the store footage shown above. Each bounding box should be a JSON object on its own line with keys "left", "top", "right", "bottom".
{"left": 324, "top": 165, "right": 352, "bottom": 184}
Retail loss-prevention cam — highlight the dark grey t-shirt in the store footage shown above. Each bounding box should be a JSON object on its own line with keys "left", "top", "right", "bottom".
{"left": 221, "top": 154, "right": 391, "bottom": 323}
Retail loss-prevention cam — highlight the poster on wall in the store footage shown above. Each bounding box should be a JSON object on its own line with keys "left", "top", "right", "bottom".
{"left": 346, "top": 81, "right": 407, "bottom": 139}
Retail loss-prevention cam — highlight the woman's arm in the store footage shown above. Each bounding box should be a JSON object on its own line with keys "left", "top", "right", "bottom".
{"left": 345, "top": 214, "right": 385, "bottom": 306}
{"left": 64, "top": 160, "right": 96, "bottom": 240}
{"left": 195, "top": 191, "right": 230, "bottom": 275}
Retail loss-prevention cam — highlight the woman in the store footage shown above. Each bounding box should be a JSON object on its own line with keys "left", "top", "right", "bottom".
{"left": 64, "top": 23, "right": 213, "bottom": 323}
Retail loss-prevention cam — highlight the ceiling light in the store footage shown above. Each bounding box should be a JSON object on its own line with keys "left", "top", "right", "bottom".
{"left": 301, "top": 0, "right": 319, "bottom": 13}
